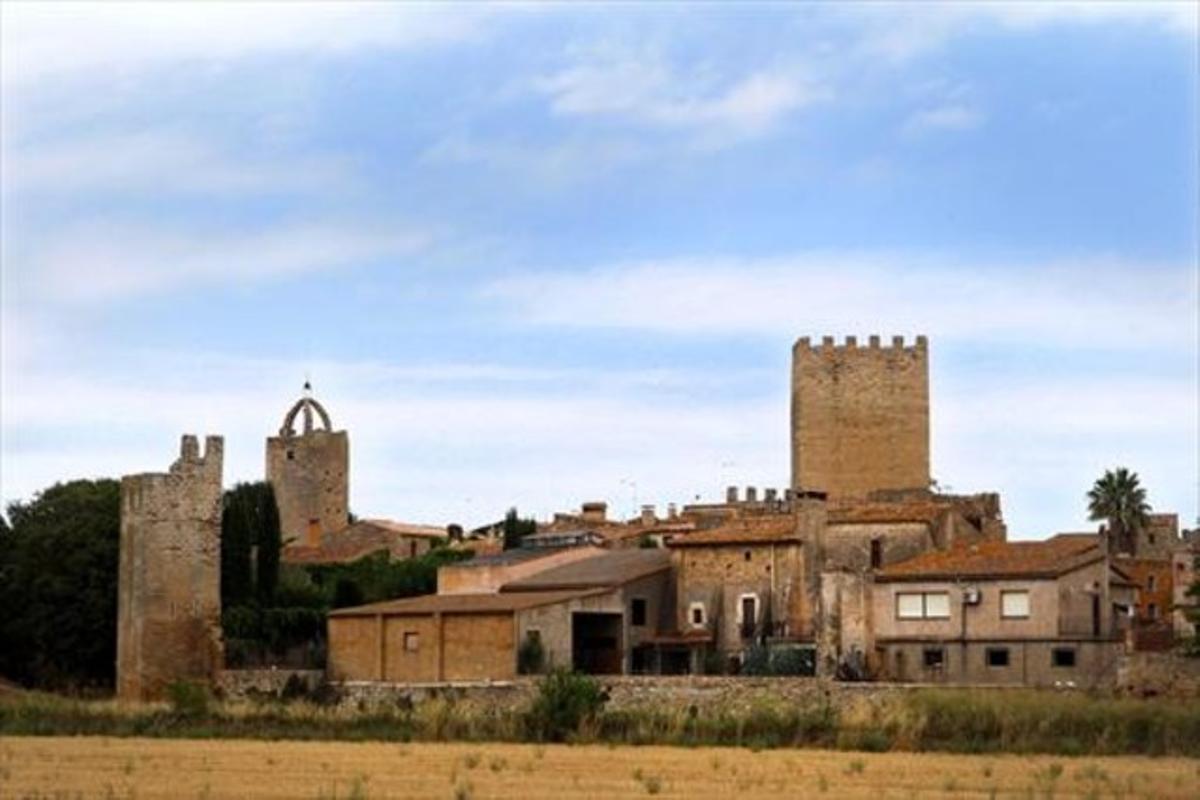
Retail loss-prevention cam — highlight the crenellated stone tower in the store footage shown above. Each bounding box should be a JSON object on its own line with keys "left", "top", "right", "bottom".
{"left": 265, "top": 383, "right": 350, "bottom": 547}
{"left": 117, "top": 434, "right": 224, "bottom": 700}
{"left": 791, "top": 335, "right": 930, "bottom": 501}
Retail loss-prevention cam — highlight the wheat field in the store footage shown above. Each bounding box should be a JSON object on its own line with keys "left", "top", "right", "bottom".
{"left": 0, "top": 736, "right": 1197, "bottom": 799}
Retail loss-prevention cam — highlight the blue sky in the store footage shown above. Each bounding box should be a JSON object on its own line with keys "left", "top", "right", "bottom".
{"left": 2, "top": 2, "right": 1197, "bottom": 536}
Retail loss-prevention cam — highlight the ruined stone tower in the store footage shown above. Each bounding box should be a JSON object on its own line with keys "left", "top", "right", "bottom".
{"left": 791, "top": 335, "right": 930, "bottom": 500}
{"left": 117, "top": 435, "right": 224, "bottom": 700}
{"left": 265, "top": 384, "right": 349, "bottom": 546}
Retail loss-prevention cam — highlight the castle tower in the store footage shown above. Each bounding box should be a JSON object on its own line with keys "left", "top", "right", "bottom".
{"left": 265, "top": 383, "right": 350, "bottom": 547}
{"left": 791, "top": 335, "right": 930, "bottom": 500}
{"left": 117, "top": 434, "right": 224, "bottom": 700}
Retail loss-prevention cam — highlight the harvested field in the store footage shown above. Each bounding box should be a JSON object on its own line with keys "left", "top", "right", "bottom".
{"left": 1, "top": 736, "right": 1198, "bottom": 799}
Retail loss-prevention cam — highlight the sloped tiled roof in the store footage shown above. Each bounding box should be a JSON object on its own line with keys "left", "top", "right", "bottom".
{"left": 666, "top": 515, "right": 801, "bottom": 547}
{"left": 283, "top": 518, "right": 447, "bottom": 564}
{"left": 329, "top": 588, "right": 605, "bottom": 617}
{"left": 501, "top": 549, "right": 671, "bottom": 591}
{"left": 877, "top": 534, "right": 1103, "bottom": 581}
{"left": 827, "top": 502, "right": 948, "bottom": 526}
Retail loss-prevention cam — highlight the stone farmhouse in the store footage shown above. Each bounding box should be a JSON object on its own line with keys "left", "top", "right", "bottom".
{"left": 116, "top": 334, "right": 1193, "bottom": 697}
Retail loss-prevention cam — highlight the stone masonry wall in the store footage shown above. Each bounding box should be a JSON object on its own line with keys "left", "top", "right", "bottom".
{"left": 117, "top": 435, "right": 224, "bottom": 701}
{"left": 791, "top": 335, "right": 930, "bottom": 500}
{"left": 266, "top": 428, "right": 349, "bottom": 545}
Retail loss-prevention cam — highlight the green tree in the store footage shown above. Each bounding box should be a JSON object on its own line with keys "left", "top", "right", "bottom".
{"left": 1087, "top": 467, "right": 1151, "bottom": 554}
{"left": 0, "top": 479, "right": 121, "bottom": 689}
{"left": 220, "top": 481, "right": 282, "bottom": 607}
{"left": 502, "top": 507, "right": 537, "bottom": 551}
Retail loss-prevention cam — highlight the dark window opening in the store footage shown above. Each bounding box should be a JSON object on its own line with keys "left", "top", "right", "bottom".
{"left": 286, "top": 450, "right": 295, "bottom": 460}
{"left": 1148, "top": 603, "right": 1158, "bottom": 620}
{"left": 409, "top": 541, "right": 417, "bottom": 559}
{"left": 986, "top": 647, "right": 1010, "bottom": 668}
{"left": 743, "top": 550, "right": 751, "bottom": 562}
{"left": 922, "top": 648, "right": 944, "bottom": 669}
{"left": 870, "top": 538, "right": 883, "bottom": 569}
{"left": 1052, "top": 648, "right": 1076, "bottom": 668}
{"left": 691, "top": 605, "right": 705, "bottom": 626}
{"left": 631, "top": 598, "right": 647, "bottom": 627}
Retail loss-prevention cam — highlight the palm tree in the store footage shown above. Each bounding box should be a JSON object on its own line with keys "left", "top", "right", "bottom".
{"left": 1087, "top": 467, "right": 1151, "bottom": 555}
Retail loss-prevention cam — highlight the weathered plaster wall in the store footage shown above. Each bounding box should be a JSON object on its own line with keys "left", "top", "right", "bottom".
{"left": 117, "top": 435, "right": 224, "bottom": 701}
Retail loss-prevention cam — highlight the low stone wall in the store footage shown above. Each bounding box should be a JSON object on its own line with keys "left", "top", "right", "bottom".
{"left": 1116, "top": 652, "right": 1200, "bottom": 697}
{"left": 216, "top": 669, "right": 325, "bottom": 699}
{"left": 330, "top": 675, "right": 913, "bottom": 715}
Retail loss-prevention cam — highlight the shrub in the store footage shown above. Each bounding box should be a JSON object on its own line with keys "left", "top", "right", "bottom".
{"left": 739, "top": 645, "right": 770, "bottom": 676}
{"left": 517, "top": 633, "right": 545, "bottom": 675}
{"left": 526, "top": 669, "right": 606, "bottom": 742}
{"left": 166, "top": 681, "right": 211, "bottom": 718}
{"left": 768, "top": 647, "right": 815, "bottom": 676}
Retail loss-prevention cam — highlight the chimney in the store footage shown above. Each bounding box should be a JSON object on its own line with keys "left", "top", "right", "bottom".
{"left": 581, "top": 501, "right": 607, "bottom": 523}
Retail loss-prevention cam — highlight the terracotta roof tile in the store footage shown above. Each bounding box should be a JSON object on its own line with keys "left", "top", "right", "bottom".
{"left": 667, "top": 515, "right": 801, "bottom": 547}
{"left": 501, "top": 549, "right": 671, "bottom": 591}
{"left": 329, "top": 588, "right": 604, "bottom": 617}
{"left": 877, "top": 535, "right": 1103, "bottom": 581}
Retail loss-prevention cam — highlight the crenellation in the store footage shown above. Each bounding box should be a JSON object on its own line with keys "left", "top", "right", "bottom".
{"left": 868, "top": 334, "right": 880, "bottom": 348}
{"left": 117, "top": 434, "right": 224, "bottom": 701}
{"left": 791, "top": 334, "right": 930, "bottom": 500}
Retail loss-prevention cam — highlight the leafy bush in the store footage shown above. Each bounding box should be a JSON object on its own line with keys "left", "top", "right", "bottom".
{"left": 526, "top": 670, "right": 606, "bottom": 741}
{"left": 166, "top": 681, "right": 212, "bottom": 718}
{"left": 517, "top": 633, "right": 545, "bottom": 675}
{"left": 769, "top": 647, "right": 815, "bottom": 676}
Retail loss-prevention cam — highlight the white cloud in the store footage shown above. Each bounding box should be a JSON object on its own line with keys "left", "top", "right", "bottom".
{"left": 903, "top": 104, "right": 985, "bottom": 135}
{"left": 481, "top": 254, "right": 1196, "bottom": 351}
{"left": 534, "top": 45, "right": 826, "bottom": 144}
{"left": 0, "top": 2, "right": 499, "bottom": 88}
{"left": 15, "top": 221, "right": 428, "bottom": 305}
{"left": 5, "top": 131, "right": 355, "bottom": 197}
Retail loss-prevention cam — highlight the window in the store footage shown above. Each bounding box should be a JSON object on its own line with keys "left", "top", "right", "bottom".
{"left": 1052, "top": 648, "right": 1076, "bottom": 668}
{"left": 738, "top": 594, "right": 758, "bottom": 625}
{"left": 896, "top": 592, "right": 951, "bottom": 620}
{"left": 1148, "top": 603, "right": 1158, "bottom": 620}
{"left": 631, "top": 598, "right": 647, "bottom": 627}
{"left": 286, "top": 449, "right": 295, "bottom": 460}
{"left": 1146, "top": 575, "right": 1156, "bottom": 591}
{"left": 744, "top": 550, "right": 752, "bottom": 562}
{"left": 409, "top": 541, "right": 418, "bottom": 559}
{"left": 689, "top": 602, "right": 706, "bottom": 627}
{"left": 1148, "top": 533, "right": 1156, "bottom": 546}
{"left": 403, "top": 632, "right": 420, "bottom": 652}
{"left": 922, "top": 648, "right": 945, "bottom": 669}
{"left": 870, "top": 539, "right": 883, "bottom": 569}
{"left": 1000, "top": 590, "right": 1030, "bottom": 619}
{"left": 985, "top": 647, "right": 1010, "bottom": 668}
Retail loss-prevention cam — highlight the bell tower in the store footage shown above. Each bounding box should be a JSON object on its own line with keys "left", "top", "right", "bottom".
{"left": 265, "top": 382, "right": 350, "bottom": 546}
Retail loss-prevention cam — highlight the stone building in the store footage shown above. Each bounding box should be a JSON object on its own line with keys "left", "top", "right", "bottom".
{"left": 283, "top": 518, "right": 447, "bottom": 565}
{"left": 117, "top": 435, "right": 224, "bottom": 700}
{"left": 327, "top": 549, "right": 672, "bottom": 681}
{"left": 791, "top": 335, "right": 930, "bottom": 500}
{"left": 662, "top": 495, "right": 826, "bottom": 672}
{"left": 871, "top": 534, "right": 1134, "bottom": 687}
{"left": 266, "top": 384, "right": 350, "bottom": 547}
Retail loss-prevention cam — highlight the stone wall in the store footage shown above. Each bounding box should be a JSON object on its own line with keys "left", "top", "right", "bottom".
{"left": 1116, "top": 652, "right": 1200, "bottom": 697}
{"left": 266, "top": 428, "right": 349, "bottom": 545}
{"left": 791, "top": 335, "right": 930, "bottom": 500}
{"left": 117, "top": 435, "right": 224, "bottom": 701}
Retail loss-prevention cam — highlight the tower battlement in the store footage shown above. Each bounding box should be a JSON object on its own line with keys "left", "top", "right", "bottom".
{"left": 794, "top": 334, "right": 928, "bottom": 353}
{"left": 791, "top": 334, "right": 930, "bottom": 500}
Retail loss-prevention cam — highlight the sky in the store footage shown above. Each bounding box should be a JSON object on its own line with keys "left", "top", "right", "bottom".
{"left": 1, "top": 2, "right": 1197, "bottom": 537}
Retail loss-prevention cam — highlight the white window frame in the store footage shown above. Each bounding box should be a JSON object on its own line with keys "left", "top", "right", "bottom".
{"left": 896, "top": 591, "right": 951, "bottom": 620}
{"left": 688, "top": 602, "right": 707, "bottom": 628}
{"left": 736, "top": 593, "right": 759, "bottom": 625}
{"left": 1000, "top": 590, "right": 1030, "bottom": 619}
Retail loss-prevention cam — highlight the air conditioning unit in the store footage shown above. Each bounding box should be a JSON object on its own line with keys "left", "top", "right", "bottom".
{"left": 963, "top": 587, "right": 981, "bottom": 605}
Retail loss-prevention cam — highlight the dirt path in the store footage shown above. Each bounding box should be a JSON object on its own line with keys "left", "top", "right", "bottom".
{"left": 1, "top": 736, "right": 1197, "bottom": 799}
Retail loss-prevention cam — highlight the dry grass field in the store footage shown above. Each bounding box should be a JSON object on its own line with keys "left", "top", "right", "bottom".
{"left": 0, "top": 736, "right": 1198, "bottom": 799}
